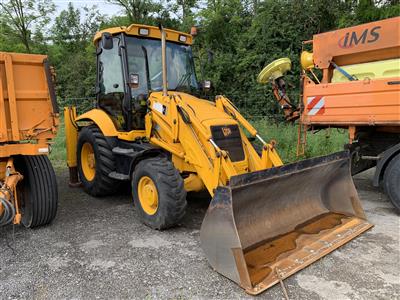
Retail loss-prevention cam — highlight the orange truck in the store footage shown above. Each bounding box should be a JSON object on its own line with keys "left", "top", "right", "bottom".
{"left": 0, "top": 52, "right": 59, "bottom": 227}
{"left": 258, "top": 17, "right": 400, "bottom": 211}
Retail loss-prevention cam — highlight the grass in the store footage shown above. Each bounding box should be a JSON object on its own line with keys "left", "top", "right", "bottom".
{"left": 252, "top": 118, "right": 348, "bottom": 163}
{"left": 49, "top": 117, "right": 347, "bottom": 169}
{"left": 49, "top": 118, "right": 67, "bottom": 170}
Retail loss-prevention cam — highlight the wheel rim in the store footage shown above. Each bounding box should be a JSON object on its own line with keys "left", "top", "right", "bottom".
{"left": 81, "top": 142, "right": 96, "bottom": 181}
{"left": 138, "top": 176, "right": 159, "bottom": 215}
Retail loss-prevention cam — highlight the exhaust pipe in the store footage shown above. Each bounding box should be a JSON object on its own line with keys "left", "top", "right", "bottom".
{"left": 159, "top": 24, "right": 168, "bottom": 96}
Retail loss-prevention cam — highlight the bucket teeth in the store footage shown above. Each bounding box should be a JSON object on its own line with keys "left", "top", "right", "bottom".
{"left": 200, "top": 151, "right": 373, "bottom": 295}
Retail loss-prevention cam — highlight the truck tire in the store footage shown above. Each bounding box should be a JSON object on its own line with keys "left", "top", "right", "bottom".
{"left": 132, "top": 157, "right": 187, "bottom": 229}
{"left": 77, "top": 125, "right": 119, "bottom": 196}
{"left": 15, "top": 155, "right": 58, "bottom": 228}
{"left": 383, "top": 155, "right": 400, "bottom": 213}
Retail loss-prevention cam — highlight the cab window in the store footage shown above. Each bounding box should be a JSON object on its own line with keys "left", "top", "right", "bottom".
{"left": 97, "top": 37, "right": 125, "bottom": 129}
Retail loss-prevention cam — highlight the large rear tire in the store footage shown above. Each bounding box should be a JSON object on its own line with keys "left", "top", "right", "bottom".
{"left": 132, "top": 157, "right": 187, "bottom": 229}
{"left": 77, "top": 125, "right": 119, "bottom": 196}
{"left": 383, "top": 155, "right": 400, "bottom": 213}
{"left": 15, "top": 155, "right": 58, "bottom": 228}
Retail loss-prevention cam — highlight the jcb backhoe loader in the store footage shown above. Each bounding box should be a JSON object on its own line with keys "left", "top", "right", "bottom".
{"left": 65, "top": 24, "right": 372, "bottom": 294}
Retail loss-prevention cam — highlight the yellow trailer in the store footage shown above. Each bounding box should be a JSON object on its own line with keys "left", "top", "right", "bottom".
{"left": 0, "top": 52, "right": 59, "bottom": 227}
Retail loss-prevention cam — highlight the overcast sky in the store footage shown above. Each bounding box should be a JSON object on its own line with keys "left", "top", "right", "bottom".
{"left": 54, "top": 0, "right": 122, "bottom": 17}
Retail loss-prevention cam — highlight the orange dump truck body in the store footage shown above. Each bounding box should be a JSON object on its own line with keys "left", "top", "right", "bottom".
{"left": 302, "top": 77, "right": 399, "bottom": 126}
{"left": 301, "top": 17, "right": 400, "bottom": 129}
{"left": 0, "top": 51, "right": 59, "bottom": 228}
{"left": 261, "top": 17, "right": 400, "bottom": 211}
{"left": 0, "top": 52, "right": 59, "bottom": 157}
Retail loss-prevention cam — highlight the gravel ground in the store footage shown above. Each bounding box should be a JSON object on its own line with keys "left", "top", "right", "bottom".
{"left": 0, "top": 168, "right": 399, "bottom": 299}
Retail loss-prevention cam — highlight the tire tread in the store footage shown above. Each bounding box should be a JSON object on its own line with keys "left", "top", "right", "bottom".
{"left": 383, "top": 155, "right": 400, "bottom": 212}
{"left": 20, "top": 155, "right": 58, "bottom": 228}
{"left": 77, "top": 125, "right": 119, "bottom": 196}
{"left": 132, "top": 157, "right": 187, "bottom": 229}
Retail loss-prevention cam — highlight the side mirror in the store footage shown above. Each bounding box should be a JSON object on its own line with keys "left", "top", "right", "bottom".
{"left": 203, "top": 80, "right": 212, "bottom": 92}
{"left": 101, "top": 32, "right": 113, "bottom": 50}
{"left": 129, "top": 73, "right": 140, "bottom": 89}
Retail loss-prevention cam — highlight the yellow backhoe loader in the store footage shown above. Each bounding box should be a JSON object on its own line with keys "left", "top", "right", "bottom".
{"left": 64, "top": 24, "right": 372, "bottom": 294}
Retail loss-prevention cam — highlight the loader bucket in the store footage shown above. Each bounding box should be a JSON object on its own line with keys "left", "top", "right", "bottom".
{"left": 200, "top": 151, "right": 372, "bottom": 295}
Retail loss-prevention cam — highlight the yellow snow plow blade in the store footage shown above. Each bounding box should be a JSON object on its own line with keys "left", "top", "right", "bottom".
{"left": 200, "top": 151, "right": 373, "bottom": 295}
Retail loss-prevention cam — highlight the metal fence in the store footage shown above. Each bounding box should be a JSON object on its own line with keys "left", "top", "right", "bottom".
{"left": 58, "top": 97, "right": 286, "bottom": 124}
{"left": 59, "top": 97, "right": 96, "bottom": 115}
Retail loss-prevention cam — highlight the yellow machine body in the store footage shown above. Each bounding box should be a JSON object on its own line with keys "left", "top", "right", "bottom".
{"left": 65, "top": 23, "right": 372, "bottom": 295}
{"left": 66, "top": 93, "right": 282, "bottom": 194}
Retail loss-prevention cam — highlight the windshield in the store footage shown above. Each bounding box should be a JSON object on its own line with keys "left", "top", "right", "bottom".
{"left": 126, "top": 36, "right": 198, "bottom": 98}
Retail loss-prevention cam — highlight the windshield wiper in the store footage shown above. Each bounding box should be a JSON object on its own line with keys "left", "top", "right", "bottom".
{"left": 174, "top": 69, "right": 193, "bottom": 92}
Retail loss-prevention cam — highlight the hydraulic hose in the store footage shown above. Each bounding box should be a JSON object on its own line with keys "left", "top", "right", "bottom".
{"left": 0, "top": 188, "right": 15, "bottom": 226}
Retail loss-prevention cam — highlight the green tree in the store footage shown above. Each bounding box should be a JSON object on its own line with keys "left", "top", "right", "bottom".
{"left": 0, "top": 0, "right": 55, "bottom": 53}
{"left": 52, "top": 3, "right": 104, "bottom": 51}
{"left": 106, "top": 0, "right": 163, "bottom": 23}
{"left": 192, "top": 0, "right": 399, "bottom": 118}
{"left": 338, "top": 0, "right": 400, "bottom": 27}
{"left": 1, "top": 0, "right": 394, "bottom": 112}
{"left": 50, "top": 3, "right": 104, "bottom": 98}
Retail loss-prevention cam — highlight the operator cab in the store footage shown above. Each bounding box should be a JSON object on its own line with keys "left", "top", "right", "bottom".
{"left": 94, "top": 25, "right": 198, "bottom": 131}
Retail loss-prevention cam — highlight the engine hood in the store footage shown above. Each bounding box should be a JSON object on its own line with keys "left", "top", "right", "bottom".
{"left": 149, "top": 91, "right": 238, "bottom": 127}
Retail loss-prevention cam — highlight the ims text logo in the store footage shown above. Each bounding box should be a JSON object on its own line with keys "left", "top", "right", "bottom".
{"left": 338, "top": 26, "right": 381, "bottom": 48}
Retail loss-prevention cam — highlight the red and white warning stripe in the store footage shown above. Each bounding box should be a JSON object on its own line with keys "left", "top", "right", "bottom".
{"left": 307, "top": 96, "right": 325, "bottom": 116}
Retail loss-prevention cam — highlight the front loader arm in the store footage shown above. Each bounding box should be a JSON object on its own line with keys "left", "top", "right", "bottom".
{"left": 215, "top": 95, "right": 283, "bottom": 168}
{"left": 147, "top": 94, "right": 283, "bottom": 196}
{"left": 147, "top": 95, "right": 239, "bottom": 196}
{"left": 215, "top": 96, "right": 257, "bottom": 136}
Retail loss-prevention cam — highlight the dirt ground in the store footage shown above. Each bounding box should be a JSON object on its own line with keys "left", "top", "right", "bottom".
{"left": 0, "top": 169, "right": 399, "bottom": 299}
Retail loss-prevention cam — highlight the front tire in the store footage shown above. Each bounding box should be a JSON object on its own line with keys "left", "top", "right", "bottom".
{"left": 77, "top": 125, "right": 119, "bottom": 196}
{"left": 383, "top": 155, "right": 400, "bottom": 213}
{"left": 132, "top": 157, "right": 187, "bottom": 229}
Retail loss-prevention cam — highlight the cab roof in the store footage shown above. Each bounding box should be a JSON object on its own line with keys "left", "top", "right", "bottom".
{"left": 93, "top": 24, "right": 193, "bottom": 45}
